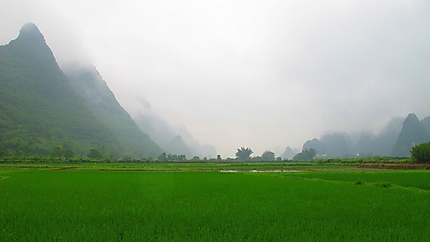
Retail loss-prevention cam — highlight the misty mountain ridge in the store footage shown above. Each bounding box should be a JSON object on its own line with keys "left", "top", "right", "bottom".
{"left": 133, "top": 110, "right": 217, "bottom": 158}
{"left": 0, "top": 23, "right": 216, "bottom": 159}
{"left": 391, "top": 113, "right": 430, "bottom": 157}
{"left": 2, "top": 23, "right": 426, "bottom": 159}
{"left": 301, "top": 114, "right": 429, "bottom": 158}
{"left": 175, "top": 125, "right": 217, "bottom": 158}
{"left": 164, "top": 135, "right": 194, "bottom": 158}
{"left": 280, "top": 146, "right": 298, "bottom": 160}
{"left": 421, "top": 116, "right": 430, "bottom": 135}
{"left": 63, "top": 64, "right": 163, "bottom": 158}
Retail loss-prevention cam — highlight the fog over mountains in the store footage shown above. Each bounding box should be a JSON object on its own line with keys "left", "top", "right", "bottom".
{"left": 0, "top": 24, "right": 128, "bottom": 157}
{"left": 0, "top": 23, "right": 217, "bottom": 158}
{"left": 301, "top": 114, "right": 430, "bottom": 158}
{"left": 133, "top": 110, "right": 217, "bottom": 158}
{"left": 65, "top": 63, "right": 217, "bottom": 158}
{"left": 1, "top": 23, "right": 430, "bottom": 159}
{"left": 2, "top": 1, "right": 429, "bottom": 157}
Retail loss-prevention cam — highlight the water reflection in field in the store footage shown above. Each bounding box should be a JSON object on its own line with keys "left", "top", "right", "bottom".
{"left": 219, "top": 169, "right": 302, "bottom": 173}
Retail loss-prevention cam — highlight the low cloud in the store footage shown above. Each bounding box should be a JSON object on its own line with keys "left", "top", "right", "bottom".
{"left": 1, "top": 0, "right": 429, "bottom": 157}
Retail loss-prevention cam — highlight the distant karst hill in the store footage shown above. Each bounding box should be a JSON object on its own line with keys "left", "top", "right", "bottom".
{"left": 0, "top": 23, "right": 162, "bottom": 158}
{"left": 133, "top": 112, "right": 217, "bottom": 158}
{"left": 392, "top": 113, "right": 430, "bottom": 157}
{"left": 421, "top": 116, "right": 430, "bottom": 135}
{"left": 301, "top": 114, "right": 429, "bottom": 158}
{"left": 280, "top": 146, "right": 297, "bottom": 160}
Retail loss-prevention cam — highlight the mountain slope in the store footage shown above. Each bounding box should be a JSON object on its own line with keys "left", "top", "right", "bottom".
{"left": 320, "top": 132, "right": 350, "bottom": 157}
{"left": 303, "top": 138, "right": 324, "bottom": 155}
{"left": 392, "top": 113, "right": 430, "bottom": 157}
{"left": 422, "top": 116, "right": 430, "bottom": 135}
{"left": 372, "top": 116, "right": 403, "bottom": 156}
{"left": 133, "top": 112, "right": 216, "bottom": 158}
{"left": 133, "top": 112, "right": 178, "bottom": 148}
{"left": 0, "top": 23, "right": 122, "bottom": 157}
{"left": 175, "top": 125, "right": 217, "bottom": 158}
{"left": 164, "top": 135, "right": 194, "bottom": 158}
{"left": 355, "top": 131, "right": 375, "bottom": 155}
{"left": 64, "top": 65, "right": 163, "bottom": 158}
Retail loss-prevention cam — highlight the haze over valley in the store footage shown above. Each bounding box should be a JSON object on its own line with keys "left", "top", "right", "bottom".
{"left": 1, "top": 0, "right": 430, "bottom": 158}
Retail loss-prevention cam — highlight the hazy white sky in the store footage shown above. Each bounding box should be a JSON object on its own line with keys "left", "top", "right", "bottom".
{"left": 1, "top": 0, "right": 429, "bottom": 157}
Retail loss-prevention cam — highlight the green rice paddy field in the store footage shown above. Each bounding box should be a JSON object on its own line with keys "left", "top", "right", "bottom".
{"left": 0, "top": 166, "right": 429, "bottom": 241}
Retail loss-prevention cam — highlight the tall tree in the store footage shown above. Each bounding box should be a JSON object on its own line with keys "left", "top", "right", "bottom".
{"left": 261, "top": 150, "right": 275, "bottom": 161}
{"left": 235, "top": 147, "right": 253, "bottom": 160}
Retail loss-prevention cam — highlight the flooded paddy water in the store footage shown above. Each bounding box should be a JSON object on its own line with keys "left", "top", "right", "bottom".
{"left": 219, "top": 169, "right": 302, "bottom": 173}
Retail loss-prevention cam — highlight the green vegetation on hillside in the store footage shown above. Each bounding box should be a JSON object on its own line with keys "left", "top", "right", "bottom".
{"left": 0, "top": 23, "right": 124, "bottom": 157}
{"left": 0, "top": 24, "right": 123, "bottom": 157}
{"left": 0, "top": 23, "right": 166, "bottom": 158}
